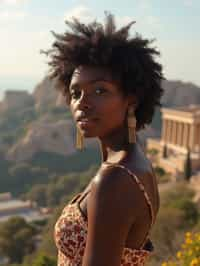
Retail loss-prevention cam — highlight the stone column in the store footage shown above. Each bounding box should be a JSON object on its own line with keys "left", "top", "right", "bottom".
{"left": 179, "top": 122, "right": 184, "bottom": 147}
{"left": 189, "top": 124, "right": 195, "bottom": 151}
{"left": 175, "top": 121, "right": 178, "bottom": 145}
{"left": 177, "top": 122, "right": 180, "bottom": 146}
{"left": 165, "top": 119, "right": 168, "bottom": 142}
{"left": 183, "top": 123, "right": 189, "bottom": 148}
{"left": 170, "top": 120, "right": 174, "bottom": 144}
{"left": 182, "top": 122, "right": 185, "bottom": 147}
{"left": 168, "top": 120, "right": 172, "bottom": 143}
{"left": 194, "top": 123, "right": 200, "bottom": 151}
{"left": 172, "top": 121, "right": 177, "bottom": 145}
{"left": 161, "top": 119, "right": 167, "bottom": 142}
{"left": 166, "top": 119, "right": 171, "bottom": 143}
{"left": 176, "top": 121, "right": 180, "bottom": 146}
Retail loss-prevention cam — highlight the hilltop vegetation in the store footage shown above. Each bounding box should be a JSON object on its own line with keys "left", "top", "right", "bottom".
{"left": 0, "top": 148, "right": 101, "bottom": 197}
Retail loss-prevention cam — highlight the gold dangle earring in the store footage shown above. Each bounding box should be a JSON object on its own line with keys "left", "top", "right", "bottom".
{"left": 76, "top": 126, "right": 84, "bottom": 150}
{"left": 127, "top": 106, "right": 137, "bottom": 143}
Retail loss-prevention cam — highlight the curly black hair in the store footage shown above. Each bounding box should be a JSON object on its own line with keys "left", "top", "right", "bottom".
{"left": 44, "top": 12, "right": 164, "bottom": 130}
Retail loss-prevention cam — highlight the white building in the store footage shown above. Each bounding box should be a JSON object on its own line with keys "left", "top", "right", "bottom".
{"left": 0, "top": 192, "right": 49, "bottom": 223}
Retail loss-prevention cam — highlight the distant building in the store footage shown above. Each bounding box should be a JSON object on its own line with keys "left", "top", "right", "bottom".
{"left": 147, "top": 104, "right": 200, "bottom": 176}
{"left": 1, "top": 90, "right": 34, "bottom": 112}
{"left": 0, "top": 192, "right": 50, "bottom": 223}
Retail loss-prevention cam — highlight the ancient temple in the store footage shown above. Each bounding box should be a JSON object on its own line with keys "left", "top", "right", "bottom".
{"left": 147, "top": 105, "right": 200, "bottom": 175}
{"left": 161, "top": 105, "right": 200, "bottom": 152}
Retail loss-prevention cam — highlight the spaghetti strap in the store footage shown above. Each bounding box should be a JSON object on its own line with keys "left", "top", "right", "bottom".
{"left": 76, "top": 189, "right": 91, "bottom": 204}
{"left": 69, "top": 189, "right": 91, "bottom": 205}
{"left": 102, "top": 162, "right": 155, "bottom": 249}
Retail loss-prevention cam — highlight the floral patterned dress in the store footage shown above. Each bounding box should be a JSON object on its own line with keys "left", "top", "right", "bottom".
{"left": 54, "top": 163, "right": 155, "bottom": 266}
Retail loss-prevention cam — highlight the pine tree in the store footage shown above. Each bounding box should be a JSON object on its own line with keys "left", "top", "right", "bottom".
{"left": 184, "top": 148, "right": 192, "bottom": 181}
{"left": 163, "top": 144, "right": 167, "bottom": 158}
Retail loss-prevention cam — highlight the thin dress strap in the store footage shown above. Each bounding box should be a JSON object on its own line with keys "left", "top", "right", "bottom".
{"left": 102, "top": 162, "right": 155, "bottom": 249}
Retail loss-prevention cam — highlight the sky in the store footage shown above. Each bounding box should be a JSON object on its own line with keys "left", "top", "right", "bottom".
{"left": 0, "top": 0, "right": 200, "bottom": 100}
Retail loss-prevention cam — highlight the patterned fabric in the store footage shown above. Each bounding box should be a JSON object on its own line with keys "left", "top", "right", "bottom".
{"left": 54, "top": 163, "right": 155, "bottom": 266}
{"left": 55, "top": 201, "right": 152, "bottom": 266}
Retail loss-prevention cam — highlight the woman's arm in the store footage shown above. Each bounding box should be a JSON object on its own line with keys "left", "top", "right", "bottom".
{"left": 82, "top": 166, "right": 141, "bottom": 266}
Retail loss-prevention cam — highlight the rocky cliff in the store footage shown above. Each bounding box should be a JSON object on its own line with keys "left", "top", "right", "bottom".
{"left": 32, "top": 77, "right": 66, "bottom": 110}
{"left": 162, "top": 80, "right": 200, "bottom": 107}
{"left": 6, "top": 118, "right": 75, "bottom": 161}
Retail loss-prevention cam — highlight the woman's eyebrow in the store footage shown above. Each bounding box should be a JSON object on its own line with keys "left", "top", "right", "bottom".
{"left": 91, "top": 78, "right": 113, "bottom": 83}
{"left": 70, "top": 78, "right": 113, "bottom": 91}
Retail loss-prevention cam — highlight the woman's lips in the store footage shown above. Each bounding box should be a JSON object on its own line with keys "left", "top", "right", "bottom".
{"left": 77, "top": 118, "right": 98, "bottom": 128}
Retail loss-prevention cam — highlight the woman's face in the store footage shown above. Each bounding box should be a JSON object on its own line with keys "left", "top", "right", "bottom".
{"left": 69, "top": 65, "right": 131, "bottom": 139}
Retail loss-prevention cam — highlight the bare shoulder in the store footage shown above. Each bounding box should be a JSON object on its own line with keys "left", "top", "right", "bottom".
{"left": 83, "top": 164, "right": 144, "bottom": 266}
{"left": 88, "top": 163, "right": 143, "bottom": 220}
{"left": 83, "top": 160, "right": 155, "bottom": 265}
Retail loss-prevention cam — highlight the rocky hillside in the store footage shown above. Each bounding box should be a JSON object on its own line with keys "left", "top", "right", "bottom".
{"left": 33, "top": 77, "right": 66, "bottom": 110}
{"left": 0, "top": 77, "right": 199, "bottom": 162}
{"left": 6, "top": 118, "right": 75, "bottom": 161}
{"left": 162, "top": 80, "right": 200, "bottom": 107}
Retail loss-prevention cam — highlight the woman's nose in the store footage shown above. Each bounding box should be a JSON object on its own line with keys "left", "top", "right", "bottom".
{"left": 77, "top": 91, "right": 92, "bottom": 110}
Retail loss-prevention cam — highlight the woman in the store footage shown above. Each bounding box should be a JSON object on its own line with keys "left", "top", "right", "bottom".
{"left": 47, "top": 13, "right": 164, "bottom": 266}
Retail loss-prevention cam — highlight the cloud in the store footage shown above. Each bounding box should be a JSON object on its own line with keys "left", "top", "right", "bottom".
{"left": 0, "top": 0, "right": 27, "bottom": 5}
{"left": 183, "top": 0, "right": 194, "bottom": 7}
{"left": 0, "top": 10, "right": 27, "bottom": 21}
{"left": 63, "top": 5, "right": 94, "bottom": 23}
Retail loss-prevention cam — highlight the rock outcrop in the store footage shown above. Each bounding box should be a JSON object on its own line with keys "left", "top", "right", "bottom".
{"left": 33, "top": 77, "right": 66, "bottom": 110}
{"left": 162, "top": 80, "right": 200, "bottom": 107}
{"left": 6, "top": 118, "right": 75, "bottom": 161}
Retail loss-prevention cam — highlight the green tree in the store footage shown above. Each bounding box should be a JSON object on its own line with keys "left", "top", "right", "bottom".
{"left": 0, "top": 217, "right": 37, "bottom": 263}
{"left": 25, "top": 184, "right": 47, "bottom": 207}
{"left": 8, "top": 164, "right": 49, "bottom": 195}
{"left": 154, "top": 166, "right": 166, "bottom": 177}
{"left": 32, "top": 253, "right": 56, "bottom": 266}
{"left": 162, "top": 144, "right": 167, "bottom": 158}
{"left": 184, "top": 148, "right": 192, "bottom": 181}
{"left": 170, "top": 198, "right": 199, "bottom": 227}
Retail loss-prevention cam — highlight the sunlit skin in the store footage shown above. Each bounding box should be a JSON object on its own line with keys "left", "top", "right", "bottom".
{"left": 68, "top": 65, "right": 159, "bottom": 266}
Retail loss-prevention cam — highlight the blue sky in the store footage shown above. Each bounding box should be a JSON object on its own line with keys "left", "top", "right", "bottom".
{"left": 0, "top": 0, "right": 200, "bottom": 99}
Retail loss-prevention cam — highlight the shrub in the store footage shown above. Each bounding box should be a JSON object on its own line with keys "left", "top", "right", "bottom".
{"left": 162, "top": 232, "right": 200, "bottom": 266}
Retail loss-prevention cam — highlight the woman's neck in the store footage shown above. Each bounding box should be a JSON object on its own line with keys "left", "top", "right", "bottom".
{"left": 98, "top": 127, "right": 137, "bottom": 163}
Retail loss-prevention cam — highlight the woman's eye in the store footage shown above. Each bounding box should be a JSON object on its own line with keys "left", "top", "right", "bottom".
{"left": 70, "top": 90, "right": 81, "bottom": 99}
{"left": 95, "top": 87, "right": 106, "bottom": 95}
